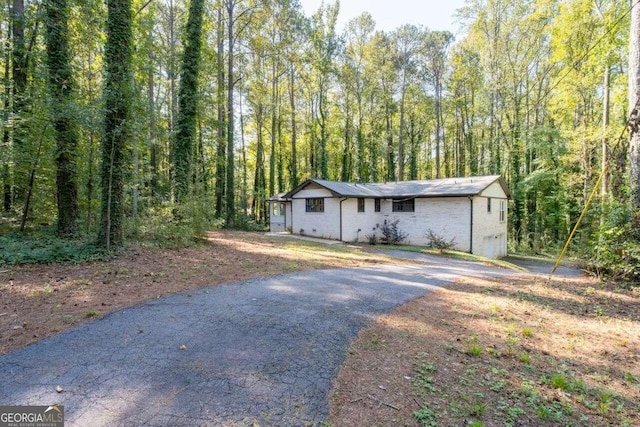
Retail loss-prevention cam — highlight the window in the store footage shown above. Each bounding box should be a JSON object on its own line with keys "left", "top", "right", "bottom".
{"left": 487, "top": 197, "right": 492, "bottom": 213}
{"left": 392, "top": 198, "right": 415, "bottom": 213}
{"left": 500, "top": 200, "right": 506, "bottom": 223}
{"left": 272, "top": 203, "right": 279, "bottom": 216}
{"left": 374, "top": 199, "right": 381, "bottom": 212}
{"left": 357, "top": 198, "right": 365, "bottom": 212}
{"left": 305, "top": 198, "right": 324, "bottom": 213}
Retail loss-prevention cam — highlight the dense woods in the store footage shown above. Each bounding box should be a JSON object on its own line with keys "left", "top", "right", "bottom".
{"left": 0, "top": 0, "right": 638, "bottom": 276}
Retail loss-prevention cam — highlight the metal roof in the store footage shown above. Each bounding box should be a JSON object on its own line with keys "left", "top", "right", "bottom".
{"left": 282, "top": 175, "right": 510, "bottom": 199}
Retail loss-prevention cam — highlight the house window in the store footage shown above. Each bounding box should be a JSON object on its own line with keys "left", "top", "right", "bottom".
{"left": 272, "top": 203, "right": 279, "bottom": 216}
{"left": 305, "top": 198, "right": 324, "bottom": 213}
{"left": 500, "top": 200, "right": 506, "bottom": 223}
{"left": 357, "top": 198, "right": 365, "bottom": 212}
{"left": 374, "top": 199, "right": 381, "bottom": 212}
{"left": 392, "top": 198, "right": 415, "bottom": 213}
{"left": 487, "top": 198, "right": 492, "bottom": 213}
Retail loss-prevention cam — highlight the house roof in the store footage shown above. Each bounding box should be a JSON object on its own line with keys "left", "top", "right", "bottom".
{"left": 282, "top": 175, "right": 511, "bottom": 199}
{"left": 266, "top": 192, "right": 290, "bottom": 202}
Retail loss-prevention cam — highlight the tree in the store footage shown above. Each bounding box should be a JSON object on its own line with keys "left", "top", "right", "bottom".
{"left": 44, "top": 0, "right": 79, "bottom": 236}
{"left": 98, "top": 0, "right": 132, "bottom": 248}
{"left": 173, "top": 0, "right": 205, "bottom": 203}
{"left": 393, "top": 24, "right": 422, "bottom": 181}
{"left": 630, "top": 0, "right": 640, "bottom": 208}
{"left": 422, "top": 30, "right": 453, "bottom": 178}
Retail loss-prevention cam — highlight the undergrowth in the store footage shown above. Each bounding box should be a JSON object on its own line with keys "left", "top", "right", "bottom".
{"left": 0, "top": 230, "right": 111, "bottom": 266}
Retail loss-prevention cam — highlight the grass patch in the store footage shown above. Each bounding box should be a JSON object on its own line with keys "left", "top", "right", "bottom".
{"left": 390, "top": 245, "right": 526, "bottom": 271}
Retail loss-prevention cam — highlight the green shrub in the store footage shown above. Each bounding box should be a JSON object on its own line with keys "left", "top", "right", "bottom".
{"left": 366, "top": 233, "right": 378, "bottom": 245}
{"left": 425, "top": 229, "right": 456, "bottom": 251}
{"left": 127, "top": 200, "right": 224, "bottom": 248}
{"left": 380, "top": 219, "right": 408, "bottom": 245}
{"left": 234, "top": 213, "right": 268, "bottom": 232}
{"left": 590, "top": 202, "right": 640, "bottom": 282}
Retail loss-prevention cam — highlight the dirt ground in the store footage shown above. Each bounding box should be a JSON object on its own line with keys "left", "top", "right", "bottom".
{"left": 0, "top": 231, "right": 392, "bottom": 355}
{"left": 328, "top": 273, "right": 640, "bottom": 426}
{"left": 3, "top": 232, "right": 639, "bottom": 426}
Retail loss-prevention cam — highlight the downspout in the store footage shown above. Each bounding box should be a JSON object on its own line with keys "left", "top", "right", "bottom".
{"left": 339, "top": 198, "right": 348, "bottom": 241}
{"left": 468, "top": 196, "right": 473, "bottom": 254}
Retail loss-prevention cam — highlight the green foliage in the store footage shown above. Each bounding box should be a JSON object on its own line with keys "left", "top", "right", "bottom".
{"left": 173, "top": 0, "right": 205, "bottom": 203}
{"left": 380, "top": 219, "right": 408, "bottom": 245}
{"left": 590, "top": 202, "right": 640, "bottom": 282}
{"left": 365, "top": 233, "right": 378, "bottom": 245}
{"left": 413, "top": 363, "right": 438, "bottom": 392}
{"left": 425, "top": 229, "right": 456, "bottom": 251}
{"left": 414, "top": 406, "right": 438, "bottom": 427}
{"left": 0, "top": 230, "right": 110, "bottom": 266}
{"left": 233, "top": 213, "right": 268, "bottom": 232}
{"left": 98, "top": 0, "right": 133, "bottom": 249}
{"left": 127, "top": 200, "right": 223, "bottom": 249}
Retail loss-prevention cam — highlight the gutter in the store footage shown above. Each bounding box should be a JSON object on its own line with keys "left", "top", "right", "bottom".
{"left": 339, "top": 198, "right": 348, "bottom": 241}
{"left": 468, "top": 196, "right": 473, "bottom": 254}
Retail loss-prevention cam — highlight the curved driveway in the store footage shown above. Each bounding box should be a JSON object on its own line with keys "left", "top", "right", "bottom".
{"left": 0, "top": 254, "right": 567, "bottom": 426}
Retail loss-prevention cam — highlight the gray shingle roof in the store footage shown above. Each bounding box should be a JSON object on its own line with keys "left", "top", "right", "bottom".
{"left": 282, "top": 175, "right": 510, "bottom": 199}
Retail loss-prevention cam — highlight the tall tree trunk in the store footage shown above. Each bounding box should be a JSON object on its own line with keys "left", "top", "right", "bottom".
{"left": 631, "top": 3, "right": 640, "bottom": 209}
{"left": 98, "top": 0, "right": 132, "bottom": 248}
{"left": 215, "top": 4, "right": 226, "bottom": 217}
{"left": 289, "top": 66, "right": 298, "bottom": 188}
{"left": 148, "top": 29, "right": 159, "bottom": 198}
{"left": 398, "top": 82, "right": 406, "bottom": 181}
{"left": 253, "top": 104, "right": 265, "bottom": 223}
{"left": 240, "top": 98, "right": 247, "bottom": 213}
{"left": 600, "top": 64, "right": 610, "bottom": 199}
{"left": 85, "top": 50, "right": 96, "bottom": 232}
{"left": 44, "top": 0, "right": 79, "bottom": 237}
{"left": 167, "top": 0, "right": 177, "bottom": 201}
{"left": 173, "top": 0, "right": 205, "bottom": 203}
{"left": 225, "top": 0, "right": 235, "bottom": 226}
{"left": 434, "top": 78, "right": 442, "bottom": 178}
{"left": 341, "top": 92, "right": 352, "bottom": 182}
{"left": 386, "top": 99, "right": 394, "bottom": 182}
{"left": 2, "top": 36, "right": 11, "bottom": 212}
{"left": 269, "top": 67, "right": 278, "bottom": 196}
{"left": 11, "top": 0, "right": 27, "bottom": 204}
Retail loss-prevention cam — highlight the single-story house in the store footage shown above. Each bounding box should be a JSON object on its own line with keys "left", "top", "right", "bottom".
{"left": 267, "top": 175, "right": 511, "bottom": 259}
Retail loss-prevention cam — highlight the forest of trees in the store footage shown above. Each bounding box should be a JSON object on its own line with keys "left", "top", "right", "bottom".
{"left": 1, "top": 0, "right": 638, "bottom": 276}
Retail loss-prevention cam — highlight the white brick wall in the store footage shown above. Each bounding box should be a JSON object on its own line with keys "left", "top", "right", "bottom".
{"left": 472, "top": 188, "right": 508, "bottom": 258}
{"left": 290, "top": 185, "right": 341, "bottom": 239}
{"left": 287, "top": 180, "right": 509, "bottom": 258}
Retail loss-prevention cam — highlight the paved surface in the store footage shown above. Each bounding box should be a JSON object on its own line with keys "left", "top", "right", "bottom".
{"left": 0, "top": 254, "right": 578, "bottom": 426}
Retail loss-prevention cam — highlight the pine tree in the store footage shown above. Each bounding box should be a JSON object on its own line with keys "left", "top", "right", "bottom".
{"left": 44, "top": 0, "right": 80, "bottom": 236}
{"left": 173, "top": 0, "right": 205, "bottom": 203}
{"left": 98, "top": 0, "right": 132, "bottom": 248}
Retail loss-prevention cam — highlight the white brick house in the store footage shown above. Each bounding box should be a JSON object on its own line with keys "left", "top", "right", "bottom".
{"left": 268, "top": 175, "right": 511, "bottom": 259}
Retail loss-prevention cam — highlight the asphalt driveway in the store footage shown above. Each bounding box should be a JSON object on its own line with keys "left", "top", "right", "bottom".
{"left": 0, "top": 254, "right": 575, "bottom": 426}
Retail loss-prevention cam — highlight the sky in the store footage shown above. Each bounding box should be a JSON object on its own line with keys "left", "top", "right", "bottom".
{"left": 298, "top": 0, "right": 467, "bottom": 35}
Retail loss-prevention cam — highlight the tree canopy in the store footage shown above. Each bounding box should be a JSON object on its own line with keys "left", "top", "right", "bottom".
{"left": 0, "top": 0, "right": 638, "bottom": 277}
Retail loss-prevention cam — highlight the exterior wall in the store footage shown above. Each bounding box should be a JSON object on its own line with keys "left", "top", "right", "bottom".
{"left": 268, "top": 202, "right": 292, "bottom": 232}
{"left": 472, "top": 192, "right": 508, "bottom": 258}
{"left": 290, "top": 185, "right": 341, "bottom": 239}
{"left": 342, "top": 197, "right": 471, "bottom": 251}
{"left": 341, "top": 198, "right": 383, "bottom": 242}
